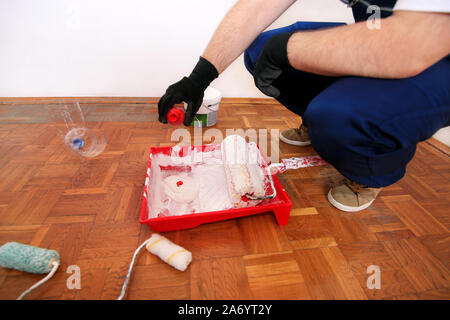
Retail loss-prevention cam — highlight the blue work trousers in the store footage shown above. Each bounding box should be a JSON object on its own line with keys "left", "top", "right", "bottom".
{"left": 244, "top": 22, "right": 450, "bottom": 187}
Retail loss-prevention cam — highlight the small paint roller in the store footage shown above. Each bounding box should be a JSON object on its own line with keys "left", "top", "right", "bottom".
{"left": 0, "top": 242, "right": 60, "bottom": 300}
{"left": 220, "top": 135, "right": 328, "bottom": 202}
{"left": 117, "top": 234, "right": 192, "bottom": 300}
{"left": 145, "top": 233, "right": 192, "bottom": 271}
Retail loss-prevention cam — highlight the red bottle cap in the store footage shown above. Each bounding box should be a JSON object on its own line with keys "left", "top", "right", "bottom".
{"left": 167, "top": 107, "right": 185, "bottom": 126}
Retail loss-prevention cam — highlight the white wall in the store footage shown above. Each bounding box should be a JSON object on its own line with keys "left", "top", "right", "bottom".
{"left": 1, "top": 0, "right": 448, "bottom": 145}
{"left": 0, "top": 0, "right": 353, "bottom": 98}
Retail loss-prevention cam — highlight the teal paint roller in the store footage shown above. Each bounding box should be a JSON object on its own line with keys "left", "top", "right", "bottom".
{"left": 0, "top": 242, "right": 60, "bottom": 300}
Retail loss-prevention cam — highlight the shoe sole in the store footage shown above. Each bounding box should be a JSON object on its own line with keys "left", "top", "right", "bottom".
{"left": 327, "top": 189, "right": 374, "bottom": 212}
{"left": 280, "top": 133, "right": 311, "bottom": 146}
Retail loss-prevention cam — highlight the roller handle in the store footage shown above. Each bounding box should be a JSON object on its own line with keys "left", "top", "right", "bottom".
{"left": 167, "top": 106, "right": 185, "bottom": 126}
{"left": 246, "top": 155, "right": 327, "bottom": 201}
{"left": 268, "top": 155, "right": 328, "bottom": 175}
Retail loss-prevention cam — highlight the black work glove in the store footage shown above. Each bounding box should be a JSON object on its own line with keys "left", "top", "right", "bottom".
{"left": 158, "top": 57, "right": 219, "bottom": 126}
{"left": 254, "top": 31, "right": 295, "bottom": 98}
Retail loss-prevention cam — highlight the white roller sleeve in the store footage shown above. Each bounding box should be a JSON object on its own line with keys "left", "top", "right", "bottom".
{"left": 145, "top": 234, "right": 192, "bottom": 271}
{"left": 221, "top": 135, "right": 265, "bottom": 205}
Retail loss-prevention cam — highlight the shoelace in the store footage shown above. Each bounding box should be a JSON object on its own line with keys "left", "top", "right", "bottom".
{"left": 296, "top": 124, "right": 308, "bottom": 136}
{"left": 343, "top": 179, "right": 368, "bottom": 194}
{"left": 343, "top": 179, "right": 369, "bottom": 206}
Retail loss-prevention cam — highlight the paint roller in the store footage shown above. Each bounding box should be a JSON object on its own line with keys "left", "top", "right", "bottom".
{"left": 220, "top": 135, "right": 328, "bottom": 202}
{"left": 220, "top": 134, "right": 268, "bottom": 205}
{"left": 118, "top": 233, "right": 192, "bottom": 300}
{"left": 0, "top": 242, "right": 60, "bottom": 300}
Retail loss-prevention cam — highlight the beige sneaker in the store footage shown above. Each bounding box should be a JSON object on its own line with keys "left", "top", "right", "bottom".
{"left": 327, "top": 178, "right": 381, "bottom": 212}
{"left": 280, "top": 124, "right": 311, "bottom": 146}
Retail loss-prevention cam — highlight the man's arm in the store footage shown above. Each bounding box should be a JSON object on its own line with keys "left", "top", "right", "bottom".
{"left": 203, "top": 0, "right": 297, "bottom": 73}
{"left": 159, "top": 0, "right": 296, "bottom": 124}
{"left": 287, "top": 11, "right": 450, "bottom": 79}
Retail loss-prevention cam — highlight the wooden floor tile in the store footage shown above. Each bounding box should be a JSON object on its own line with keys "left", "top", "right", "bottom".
{"left": 0, "top": 98, "right": 448, "bottom": 300}
{"left": 244, "top": 251, "right": 309, "bottom": 299}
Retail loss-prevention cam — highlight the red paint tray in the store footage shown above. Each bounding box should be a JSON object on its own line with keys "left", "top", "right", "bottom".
{"left": 139, "top": 143, "right": 292, "bottom": 232}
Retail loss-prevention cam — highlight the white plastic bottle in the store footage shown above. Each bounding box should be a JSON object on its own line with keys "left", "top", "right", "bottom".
{"left": 47, "top": 101, "right": 107, "bottom": 158}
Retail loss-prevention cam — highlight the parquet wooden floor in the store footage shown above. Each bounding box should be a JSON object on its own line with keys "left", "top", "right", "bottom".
{"left": 0, "top": 97, "right": 449, "bottom": 300}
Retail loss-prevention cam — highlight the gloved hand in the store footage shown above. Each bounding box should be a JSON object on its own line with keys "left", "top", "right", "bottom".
{"left": 158, "top": 57, "right": 219, "bottom": 126}
{"left": 253, "top": 31, "right": 295, "bottom": 98}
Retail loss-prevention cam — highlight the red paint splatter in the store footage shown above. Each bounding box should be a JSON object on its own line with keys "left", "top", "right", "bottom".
{"left": 176, "top": 181, "right": 183, "bottom": 187}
